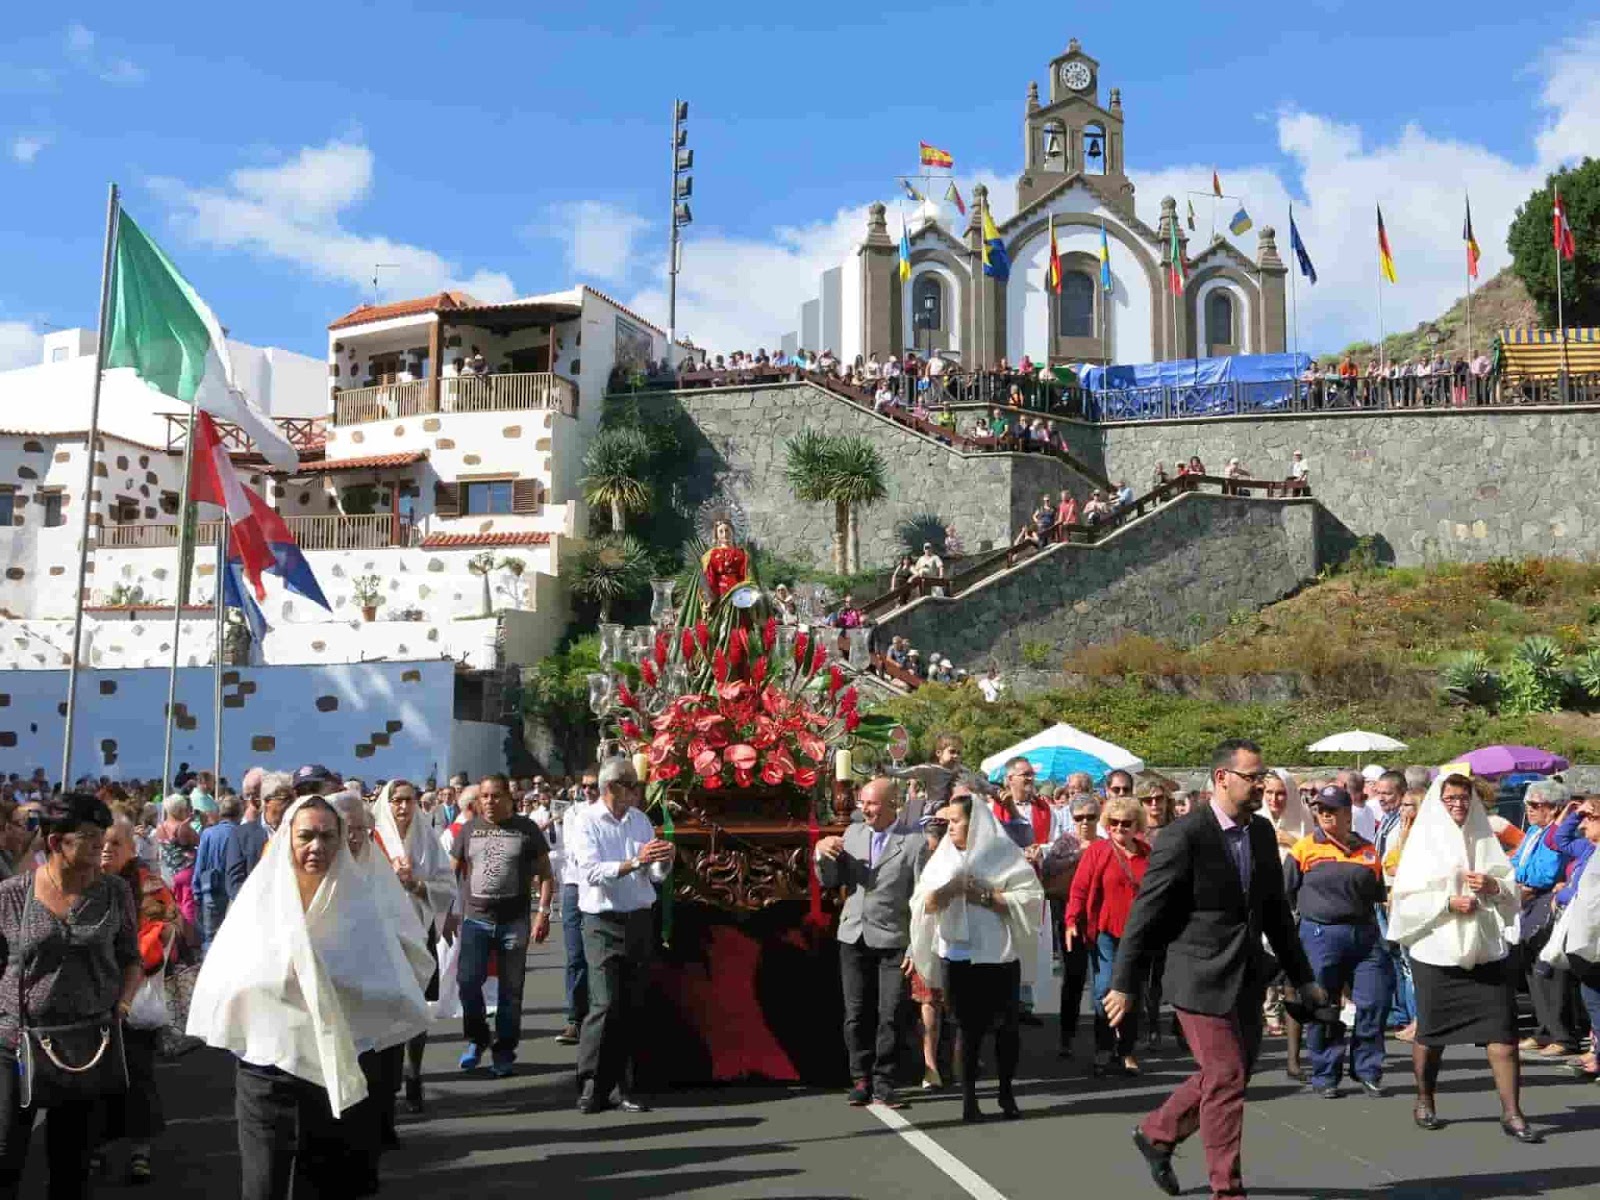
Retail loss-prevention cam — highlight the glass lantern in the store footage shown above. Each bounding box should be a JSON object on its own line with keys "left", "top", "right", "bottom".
{"left": 649, "top": 578, "right": 677, "bottom": 627}
{"left": 846, "top": 626, "right": 872, "bottom": 670}
{"left": 598, "top": 623, "right": 624, "bottom": 664}
{"left": 586, "top": 672, "right": 613, "bottom": 717}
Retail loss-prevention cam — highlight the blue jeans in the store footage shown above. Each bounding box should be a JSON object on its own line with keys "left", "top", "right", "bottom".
{"left": 1090, "top": 932, "right": 1136, "bottom": 1056}
{"left": 1300, "top": 919, "right": 1392, "bottom": 1087}
{"left": 458, "top": 915, "right": 531, "bottom": 1060}
{"left": 562, "top": 883, "right": 589, "bottom": 1026}
{"left": 1376, "top": 906, "right": 1415, "bottom": 1027}
{"left": 197, "top": 891, "right": 228, "bottom": 953}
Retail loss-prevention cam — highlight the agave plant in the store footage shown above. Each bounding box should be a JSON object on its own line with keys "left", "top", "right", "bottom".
{"left": 1440, "top": 650, "right": 1501, "bottom": 710}
{"left": 569, "top": 534, "right": 652, "bottom": 622}
{"left": 1514, "top": 635, "right": 1564, "bottom": 673}
{"left": 1574, "top": 647, "right": 1600, "bottom": 702}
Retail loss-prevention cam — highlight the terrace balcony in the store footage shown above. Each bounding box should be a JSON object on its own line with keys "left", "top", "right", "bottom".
{"left": 331, "top": 371, "right": 578, "bottom": 427}
{"left": 97, "top": 513, "right": 418, "bottom": 551}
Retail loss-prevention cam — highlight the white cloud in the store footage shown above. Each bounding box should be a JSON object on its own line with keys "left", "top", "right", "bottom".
{"left": 540, "top": 201, "right": 651, "bottom": 284}
{"left": 9, "top": 134, "right": 48, "bottom": 165}
{"left": 63, "top": 22, "right": 145, "bottom": 85}
{"left": 153, "top": 140, "right": 516, "bottom": 304}
{"left": 0, "top": 322, "right": 42, "bottom": 370}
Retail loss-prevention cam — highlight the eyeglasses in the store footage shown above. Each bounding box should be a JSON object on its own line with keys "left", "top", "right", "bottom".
{"left": 1073, "top": 813, "right": 1101, "bottom": 823}
{"left": 1225, "top": 769, "right": 1272, "bottom": 784}
{"left": 1107, "top": 785, "right": 1132, "bottom": 795}
{"left": 1105, "top": 818, "right": 1135, "bottom": 829}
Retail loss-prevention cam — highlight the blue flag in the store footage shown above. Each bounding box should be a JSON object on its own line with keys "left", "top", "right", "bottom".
{"left": 1289, "top": 210, "right": 1318, "bottom": 285}
{"left": 981, "top": 203, "right": 1010, "bottom": 281}
{"left": 222, "top": 559, "right": 269, "bottom": 644}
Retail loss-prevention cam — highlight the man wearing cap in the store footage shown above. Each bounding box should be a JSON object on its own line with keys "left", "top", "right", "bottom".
{"left": 1284, "top": 784, "right": 1391, "bottom": 1098}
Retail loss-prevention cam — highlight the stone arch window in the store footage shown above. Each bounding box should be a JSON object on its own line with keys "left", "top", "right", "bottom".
{"left": 1206, "top": 290, "right": 1236, "bottom": 346}
{"left": 1058, "top": 271, "right": 1097, "bottom": 339}
{"left": 912, "top": 274, "right": 945, "bottom": 334}
{"left": 1041, "top": 121, "right": 1068, "bottom": 172}
{"left": 1082, "top": 123, "right": 1108, "bottom": 176}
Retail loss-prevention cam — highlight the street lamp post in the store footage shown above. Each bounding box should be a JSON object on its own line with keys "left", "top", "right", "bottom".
{"left": 668, "top": 100, "right": 694, "bottom": 364}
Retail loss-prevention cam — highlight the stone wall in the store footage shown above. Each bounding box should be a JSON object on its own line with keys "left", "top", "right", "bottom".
{"left": 875, "top": 494, "right": 1319, "bottom": 667}
{"left": 628, "top": 383, "right": 1098, "bottom": 570}
{"left": 1092, "top": 406, "right": 1600, "bottom": 566}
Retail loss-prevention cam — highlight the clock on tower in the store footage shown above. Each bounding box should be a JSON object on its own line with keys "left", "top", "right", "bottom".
{"left": 1058, "top": 60, "right": 1092, "bottom": 92}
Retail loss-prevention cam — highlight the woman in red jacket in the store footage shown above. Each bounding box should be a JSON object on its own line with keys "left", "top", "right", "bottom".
{"left": 1065, "top": 794, "right": 1151, "bottom": 1076}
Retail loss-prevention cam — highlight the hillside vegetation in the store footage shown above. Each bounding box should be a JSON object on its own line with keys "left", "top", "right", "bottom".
{"left": 877, "top": 558, "right": 1600, "bottom": 767}
{"left": 1326, "top": 267, "right": 1536, "bottom": 364}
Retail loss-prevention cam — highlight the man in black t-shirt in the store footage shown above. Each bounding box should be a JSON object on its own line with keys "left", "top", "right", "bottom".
{"left": 450, "top": 773, "right": 553, "bottom": 1077}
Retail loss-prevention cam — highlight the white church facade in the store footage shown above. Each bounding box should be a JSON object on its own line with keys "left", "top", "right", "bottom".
{"left": 797, "top": 38, "right": 1287, "bottom": 368}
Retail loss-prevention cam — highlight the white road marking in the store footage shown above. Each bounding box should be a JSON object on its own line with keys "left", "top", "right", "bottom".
{"left": 866, "top": 1104, "right": 1010, "bottom": 1200}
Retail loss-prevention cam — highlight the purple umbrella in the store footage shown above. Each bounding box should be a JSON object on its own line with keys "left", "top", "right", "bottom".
{"left": 1458, "top": 744, "right": 1570, "bottom": 779}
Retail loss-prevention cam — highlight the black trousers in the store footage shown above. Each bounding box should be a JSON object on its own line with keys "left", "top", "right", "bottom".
{"left": 576, "top": 909, "right": 653, "bottom": 1100}
{"left": 0, "top": 1041, "right": 93, "bottom": 1200}
{"left": 1058, "top": 937, "right": 1090, "bottom": 1049}
{"left": 1523, "top": 924, "right": 1580, "bottom": 1045}
{"left": 235, "top": 1061, "right": 376, "bottom": 1200}
{"left": 838, "top": 937, "right": 907, "bottom": 1087}
{"left": 94, "top": 1024, "right": 164, "bottom": 1144}
{"left": 947, "top": 958, "right": 1021, "bottom": 1099}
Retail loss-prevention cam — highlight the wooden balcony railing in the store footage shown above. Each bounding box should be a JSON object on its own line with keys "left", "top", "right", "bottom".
{"left": 332, "top": 372, "right": 577, "bottom": 426}
{"left": 96, "top": 515, "right": 414, "bottom": 550}
{"left": 162, "top": 413, "right": 327, "bottom": 457}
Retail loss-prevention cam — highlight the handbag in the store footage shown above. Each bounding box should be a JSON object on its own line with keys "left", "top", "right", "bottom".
{"left": 16, "top": 887, "right": 130, "bottom": 1109}
{"left": 126, "top": 926, "right": 177, "bottom": 1031}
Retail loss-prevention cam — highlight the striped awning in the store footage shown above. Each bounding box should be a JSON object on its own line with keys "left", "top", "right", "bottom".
{"left": 1496, "top": 327, "right": 1600, "bottom": 378}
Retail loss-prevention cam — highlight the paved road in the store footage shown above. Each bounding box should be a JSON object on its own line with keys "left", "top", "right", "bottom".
{"left": 45, "top": 939, "right": 1600, "bottom": 1199}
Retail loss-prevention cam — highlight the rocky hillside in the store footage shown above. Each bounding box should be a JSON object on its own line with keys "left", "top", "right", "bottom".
{"left": 1325, "top": 267, "right": 1536, "bottom": 364}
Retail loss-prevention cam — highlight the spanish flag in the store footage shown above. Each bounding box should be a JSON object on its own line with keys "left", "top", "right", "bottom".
{"left": 919, "top": 142, "right": 954, "bottom": 169}
{"left": 1046, "top": 215, "right": 1062, "bottom": 294}
{"left": 1377, "top": 204, "right": 1397, "bottom": 284}
{"left": 1464, "top": 195, "right": 1481, "bottom": 280}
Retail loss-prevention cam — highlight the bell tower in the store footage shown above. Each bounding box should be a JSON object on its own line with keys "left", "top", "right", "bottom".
{"left": 1017, "top": 38, "right": 1133, "bottom": 215}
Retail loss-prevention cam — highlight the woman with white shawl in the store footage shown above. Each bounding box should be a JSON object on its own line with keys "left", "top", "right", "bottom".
{"left": 186, "top": 796, "right": 431, "bottom": 1200}
{"left": 1539, "top": 794, "right": 1600, "bottom": 1081}
{"left": 909, "top": 788, "right": 1044, "bottom": 1122}
{"left": 372, "top": 778, "right": 456, "bottom": 1113}
{"left": 1262, "top": 770, "right": 1313, "bottom": 1049}
{"left": 1387, "top": 772, "right": 1543, "bottom": 1143}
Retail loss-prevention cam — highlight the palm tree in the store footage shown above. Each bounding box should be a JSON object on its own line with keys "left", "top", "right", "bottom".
{"left": 568, "top": 534, "right": 651, "bottom": 622}
{"left": 580, "top": 427, "right": 654, "bottom": 533}
{"left": 785, "top": 428, "right": 845, "bottom": 572}
{"left": 827, "top": 436, "right": 888, "bottom": 574}
{"left": 467, "top": 550, "right": 497, "bottom": 616}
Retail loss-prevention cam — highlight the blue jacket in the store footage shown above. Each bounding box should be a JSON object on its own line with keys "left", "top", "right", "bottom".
{"left": 227, "top": 820, "right": 271, "bottom": 900}
{"left": 193, "top": 818, "right": 239, "bottom": 903}
{"left": 1511, "top": 822, "right": 1567, "bottom": 892}
{"left": 1550, "top": 810, "right": 1594, "bottom": 906}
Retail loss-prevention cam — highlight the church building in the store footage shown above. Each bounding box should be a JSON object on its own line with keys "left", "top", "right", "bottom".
{"left": 795, "top": 39, "right": 1287, "bottom": 369}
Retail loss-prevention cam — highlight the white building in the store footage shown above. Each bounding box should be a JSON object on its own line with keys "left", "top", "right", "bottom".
{"left": 0, "top": 285, "right": 666, "bottom": 781}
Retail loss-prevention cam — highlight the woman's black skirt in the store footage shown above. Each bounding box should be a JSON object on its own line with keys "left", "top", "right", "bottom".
{"left": 1413, "top": 955, "right": 1517, "bottom": 1047}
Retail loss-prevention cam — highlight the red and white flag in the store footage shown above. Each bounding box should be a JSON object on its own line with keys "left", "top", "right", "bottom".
{"left": 189, "top": 411, "right": 275, "bottom": 598}
{"left": 1554, "top": 185, "right": 1576, "bottom": 262}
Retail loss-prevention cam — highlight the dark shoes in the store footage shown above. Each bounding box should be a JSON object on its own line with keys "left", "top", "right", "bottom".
{"left": 1355, "top": 1078, "right": 1384, "bottom": 1099}
{"left": 614, "top": 1093, "right": 651, "bottom": 1114}
{"left": 997, "top": 1085, "right": 1021, "bottom": 1120}
{"left": 404, "top": 1075, "right": 424, "bottom": 1114}
{"left": 1500, "top": 1118, "right": 1545, "bottom": 1144}
{"left": 1131, "top": 1128, "right": 1181, "bottom": 1197}
{"left": 554, "top": 1023, "right": 580, "bottom": 1046}
{"left": 1304, "top": 1083, "right": 1340, "bottom": 1099}
{"left": 872, "top": 1083, "right": 906, "bottom": 1110}
{"left": 578, "top": 1083, "right": 649, "bottom": 1114}
{"left": 1018, "top": 1011, "right": 1044, "bottom": 1027}
{"left": 1413, "top": 1106, "right": 1443, "bottom": 1131}
{"left": 847, "top": 1079, "right": 872, "bottom": 1106}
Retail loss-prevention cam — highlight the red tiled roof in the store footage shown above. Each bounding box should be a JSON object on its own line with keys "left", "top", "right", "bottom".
{"left": 419, "top": 531, "right": 552, "bottom": 548}
{"left": 289, "top": 450, "right": 427, "bottom": 474}
{"left": 328, "top": 291, "right": 477, "bottom": 331}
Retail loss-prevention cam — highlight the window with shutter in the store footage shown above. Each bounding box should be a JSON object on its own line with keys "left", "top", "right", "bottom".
{"left": 434, "top": 482, "right": 461, "bottom": 518}
{"left": 512, "top": 478, "right": 542, "bottom": 514}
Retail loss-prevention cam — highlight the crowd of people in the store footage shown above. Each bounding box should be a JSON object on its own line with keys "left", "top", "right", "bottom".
{"left": 1299, "top": 352, "right": 1495, "bottom": 411}
{"left": 0, "top": 759, "right": 672, "bottom": 1198}
{"left": 820, "top": 735, "right": 1599, "bottom": 1195}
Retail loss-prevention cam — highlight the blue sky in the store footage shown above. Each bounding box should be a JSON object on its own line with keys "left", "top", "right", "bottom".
{"left": 1, "top": 3, "right": 1595, "bottom": 366}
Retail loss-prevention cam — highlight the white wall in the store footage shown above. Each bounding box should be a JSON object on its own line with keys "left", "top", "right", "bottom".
{"left": 1, "top": 659, "right": 457, "bottom": 784}
{"left": 1005, "top": 215, "right": 1155, "bottom": 366}
{"left": 1195, "top": 277, "right": 1252, "bottom": 354}
{"left": 449, "top": 719, "right": 510, "bottom": 779}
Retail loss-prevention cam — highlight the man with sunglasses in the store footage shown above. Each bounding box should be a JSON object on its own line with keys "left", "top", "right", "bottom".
{"left": 1107, "top": 739, "right": 1322, "bottom": 1200}
{"left": 1104, "top": 770, "right": 1136, "bottom": 801}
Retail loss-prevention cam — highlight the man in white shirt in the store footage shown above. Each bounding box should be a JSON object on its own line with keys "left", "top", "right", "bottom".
{"left": 573, "top": 758, "right": 675, "bottom": 1114}
{"left": 912, "top": 542, "right": 944, "bottom": 579}
{"left": 978, "top": 668, "right": 1005, "bottom": 703}
{"left": 555, "top": 772, "right": 599, "bottom": 1046}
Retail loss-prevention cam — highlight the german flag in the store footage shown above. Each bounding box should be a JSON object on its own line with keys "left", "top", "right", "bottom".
{"left": 919, "top": 142, "right": 954, "bottom": 169}
{"left": 1464, "top": 195, "right": 1481, "bottom": 280}
{"left": 1377, "top": 205, "right": 1397, "bottom": 284}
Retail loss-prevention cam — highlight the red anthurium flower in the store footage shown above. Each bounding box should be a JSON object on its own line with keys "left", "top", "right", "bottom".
{"left": 796, "top": 730, "right": 827, "bottom": 763}
{"left": 654, "top": 760, "right": 681, "bottom": 781}
{"left": 702, "top": 722, "right": 731, "bottom": 750}
{"left": 650, "top": 731, "right": 676, "bottom": 759}
{"left": 654, "top": 630, "right": 670, "bottom": 669}
{"left": 762, "top": 616, "right": 777, "bottom": 652}
{"left": 716, "top": 680, "right": 750, "bottom": 705}
{"left": 761, "top": 686, "right": 787, "bottom": 717}
{"left": 712, "top": 648, "right": 730, "bottom": 683}
{"left": 766, "top": 744, "right": 796, "bottom": 776}
{"left": 693, "top": 748, "right": 722, "bottom": 777}
{"left": 726, "top": 743, "right": 758, "bottom": 773}
{"left": 793, "top": 630, "right": 809, "bottom": 665}
{"left": 692, "top": 712, "right": 727, "bottom": 734}
{"left": 619, "top": 719, "right": 641, "bottom": 740}
{"left": 734, "top": 769, "right": 755, "bottom": 788}
{"left": 702, "top": 773, "right": 722, "bottom": 790}
{"left": 828, "top": 665, "right": 843, "bottom": 696}
{"left": 794, "top": 766, "right": 818, "bottom": 789}
{"left": 760, "top": 757, "right": 786, "bottom": 785}
{"left": 695, "top": 622, "right": 711, "bottom": 654}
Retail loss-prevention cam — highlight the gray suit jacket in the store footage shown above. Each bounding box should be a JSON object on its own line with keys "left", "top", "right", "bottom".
{"left": 817, "top": 821, "right": 924, "bottom": 950}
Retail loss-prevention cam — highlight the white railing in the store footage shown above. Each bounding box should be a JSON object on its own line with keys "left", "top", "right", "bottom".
{"left": 332, "top": 372, "right": 577, "bottom": 426}
{"left": 97, "top": 516, "right": 413, "bottom": 550}
{"left": 98, "top": 520, "right": 225, "bottom": 549}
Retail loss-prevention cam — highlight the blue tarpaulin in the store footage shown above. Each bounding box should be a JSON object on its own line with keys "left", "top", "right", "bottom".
{"left": 1073, "top": 352, "right": 1312, "bottom": 420}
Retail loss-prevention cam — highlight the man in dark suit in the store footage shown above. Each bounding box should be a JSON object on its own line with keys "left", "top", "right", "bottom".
{"left": 1106, "top": 739, "right": 1325, "bottom": 1200}
{"left": 816, "top": 777, "right": 925, "bottom": 1109}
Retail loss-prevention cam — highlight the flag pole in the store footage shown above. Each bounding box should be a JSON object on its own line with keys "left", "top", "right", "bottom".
{"left": 212, "top": 518, "right": 227, "bottom": 790}
{"left": 60, "top": 183, "right": 121, "bottom": 788}
{"left": 1554, "top": 189, "right": 1570, "bottom": 403}
{"left": 160, "top": 406, "right": 199, "bottom": 794}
